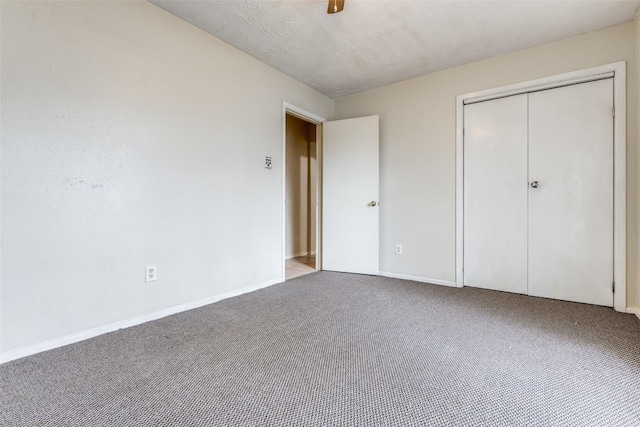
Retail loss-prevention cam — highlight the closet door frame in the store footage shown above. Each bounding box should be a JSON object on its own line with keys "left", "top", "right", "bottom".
{"left": 455, "top": 61, "right": 627, "bottom": 313}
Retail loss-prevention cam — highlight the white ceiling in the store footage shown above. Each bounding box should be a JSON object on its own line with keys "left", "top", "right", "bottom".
{"left": 150, "top": 0, "right": 640, "bottom": 99}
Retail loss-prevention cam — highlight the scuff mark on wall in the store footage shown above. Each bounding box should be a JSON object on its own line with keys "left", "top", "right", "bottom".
{"left": 63, "top": 177, "right": 104, "bottom": 189}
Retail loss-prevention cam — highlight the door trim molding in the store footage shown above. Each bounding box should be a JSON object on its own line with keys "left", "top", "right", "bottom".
{"left": 455, "top": 61, "right": 626, "bottom": 312}
{"left": 282, "top": 102, "right": 327, "bottom": 282}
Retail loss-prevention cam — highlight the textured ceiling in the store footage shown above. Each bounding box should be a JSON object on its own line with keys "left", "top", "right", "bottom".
{"left": 150, "top": 0, "right": 640, "bottom": 99}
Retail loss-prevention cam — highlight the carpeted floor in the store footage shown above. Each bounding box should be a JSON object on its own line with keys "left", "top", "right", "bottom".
{"left": 1, "top": 271, "right": 639, "bottom": 426}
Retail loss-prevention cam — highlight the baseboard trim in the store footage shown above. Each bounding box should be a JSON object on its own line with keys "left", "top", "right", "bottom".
{"left": 379, "top": 271, "right": 457, "bottom": 288}
{"left": 626, "top": 307, "right": 639, "bottom": 319}
{"left": 0, "top": 277, "right": 282, "bottom": 364}
{"left": 285, "top": 251, "right": 309, "bottom": 260}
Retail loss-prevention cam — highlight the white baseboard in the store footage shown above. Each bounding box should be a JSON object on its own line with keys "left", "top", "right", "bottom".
{"left": 379, "top": 271, "right": 457, "bottom": 288}
{"left": 285, "top": 251, "right": 309, "bottom": 260}
{"left": 626, "top": 307, "right": 639, "bottom": 319}
{"left": 0, "top": 277, "right": 283, "bottom": 364}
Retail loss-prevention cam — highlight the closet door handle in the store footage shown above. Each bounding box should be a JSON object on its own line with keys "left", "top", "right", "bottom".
{"left": 530, "top": 181, "right": 539, "bottom": 189}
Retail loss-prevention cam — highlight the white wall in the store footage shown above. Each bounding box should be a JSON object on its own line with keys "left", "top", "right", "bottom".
{"left": 636, "top": 16, "right": 640, "bottom": 318}
{"left": 334, "top": 22, "right": 639, "bottom": 308}
{"left": 0, "top": 1, "right": 333, "bottom": 357}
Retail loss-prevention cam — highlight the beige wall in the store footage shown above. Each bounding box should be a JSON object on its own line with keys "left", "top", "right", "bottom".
{"left": 0, "top": 1, "right": 333, "bottom": 357}
{"left": 309, "top": 140, "right": 318, "bottom": 255}
{"left": 286, "top": 115, "right": 310, "bottom": 258}
{"left": 285, "top": 115, "right": 318, "bottom": 259}
{"left": 335, "top": 21, "right": 639, "bottom": 309}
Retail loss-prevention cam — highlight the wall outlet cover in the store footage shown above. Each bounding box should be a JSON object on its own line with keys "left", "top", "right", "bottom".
{"left": 146, "top": 265, "right": 158, "bottom": 282}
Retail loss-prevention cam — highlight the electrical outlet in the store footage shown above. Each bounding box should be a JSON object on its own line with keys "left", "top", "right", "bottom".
{"left": 395, "top": 244, "right": 403, "bottom": 255}
{"left": 146, "top": 265, "right": 158, "bottom": 282}
{"left": 265, "top": 156, "right": 272, "bottom": 169}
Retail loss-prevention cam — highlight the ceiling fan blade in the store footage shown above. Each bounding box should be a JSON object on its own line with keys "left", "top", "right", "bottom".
{"left": 327, "top": 0, "right": 345, "bottom": 14}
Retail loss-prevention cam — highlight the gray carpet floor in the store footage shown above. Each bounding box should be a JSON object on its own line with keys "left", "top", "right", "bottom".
{"left": 1, "top": 271, "right": 639, "bottom": 426}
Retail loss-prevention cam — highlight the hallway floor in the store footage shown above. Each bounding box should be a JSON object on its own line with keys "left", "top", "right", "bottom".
{"left": 285, "top": 254, "right": 316, "bottom": 280}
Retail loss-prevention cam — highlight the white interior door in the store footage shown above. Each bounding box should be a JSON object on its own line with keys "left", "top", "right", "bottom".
{"left": 463, "top": 95, "right": 528, "bottom": 294}
{"left": 323, "top": 115, "right": 379, "bottom": 275}
{"left": 528, "top": 79, "right": 614, "bottom": 306}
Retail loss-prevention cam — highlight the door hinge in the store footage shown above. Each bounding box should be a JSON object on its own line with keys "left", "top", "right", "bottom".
{"left": 612, "top": 106, "right": 615, "bottom": 117}
{"left": 612, "top": 282, "right": 615, "bottom": 293}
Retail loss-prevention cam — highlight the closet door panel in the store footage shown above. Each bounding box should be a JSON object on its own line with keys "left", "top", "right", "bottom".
{"left": 528, "top": 79, "right": 614, "bottom": 306}
{"left": 463, "top": 95, "right": 528, "bottom": 294}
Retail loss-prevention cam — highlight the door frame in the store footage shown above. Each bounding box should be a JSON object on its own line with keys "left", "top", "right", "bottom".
{"left": 281, "top": 102, "right": 326, "bottom": 281}
{"left": 455, "top": 61, "right": 627, "bottom": 312}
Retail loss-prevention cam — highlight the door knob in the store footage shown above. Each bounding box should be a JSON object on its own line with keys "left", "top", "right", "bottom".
{"left": 368, "top": 201, "right": 377, "bottom": 207}
{"left": 530, "top": 181, "right": 539, "bottom": 188}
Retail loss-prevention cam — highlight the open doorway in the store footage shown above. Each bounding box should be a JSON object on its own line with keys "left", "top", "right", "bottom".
{"left": 285, "top": 113, "right": 319, "bottom": 280}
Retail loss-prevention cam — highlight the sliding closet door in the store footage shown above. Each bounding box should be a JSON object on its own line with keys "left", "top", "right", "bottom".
{"left": 528, "top": 79, "right": 614, "bottom": 306}
{"left": 463, "top": 95, "right": 528, "bottom": 294}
